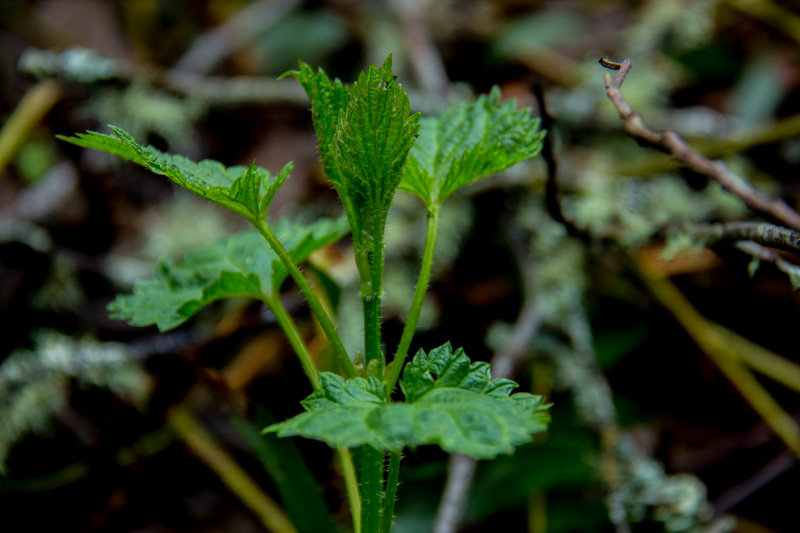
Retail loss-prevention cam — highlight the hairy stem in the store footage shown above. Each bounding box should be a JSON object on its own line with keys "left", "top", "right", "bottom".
{"left": 266, "top": 295, "right": 320, "bottom": 390}
{"left": 385, "top": 205, "right": 439, "bottom": 393}
{"left": 380, "top": 452, "right": 402, "bottom": 533}
{"left": 254, "top": 218, "right": 357, "bottom": 379}
{"left": 258, "top": 215, "right": 369, "bottom": 533}
{"left": 363, "top": 293, "right": 383, "bottom": 373}
{"left": 266, "top": 295, "right": 362, "bottom": 532}
{"left": 362, "top": 216, "right": 387, "bottom": 374}
{"left": 360, "top": 217, "right": 390, "bottom": 532}
{"left": 361, "top": 446, "right": 386, "bottom": 533}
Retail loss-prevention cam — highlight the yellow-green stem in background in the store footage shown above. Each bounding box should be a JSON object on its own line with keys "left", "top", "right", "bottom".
{"left": 264, "top": 294, "right": 362, "bottom": 532}
{"left": 168, "top": 405, "right": 297, "bottom": 533}
{"left": 0, "top": 80, "right": 61, "bottom": 177}
{"left": 641, "top": 271, "right": 800, "bottom": 458}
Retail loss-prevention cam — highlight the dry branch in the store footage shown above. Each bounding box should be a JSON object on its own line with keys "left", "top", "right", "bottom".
{"left": 692, "top": 222, "right": 800, "bottom": 255}
{"left": 603, "top": 59, "right": 800, "bottom": 231}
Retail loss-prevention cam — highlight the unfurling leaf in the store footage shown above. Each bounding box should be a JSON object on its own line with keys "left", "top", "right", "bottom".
{"left": 330, "top": 56, "right": 420, "bottom": 238}
{"left": 286, "top": 56, "right": 420, "bottom": 278}
{"left": 280, "top": 62, "right": 349, "bottom": 187}
{"left": 265, "top": 342, "right": 550, "bottom": 459}
{"left": 109, "top": 217, "right": 349, "bottom": 331}
{"left": 400, "top": 87, "right": 546, "bottom": 208}
{"left": 58, "top": 126, "right": 291, "bottom": 223}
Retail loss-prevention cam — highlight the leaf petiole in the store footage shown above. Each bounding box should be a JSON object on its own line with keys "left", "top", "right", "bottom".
{"left": 253, "top": 218, "right": 357, "bottom": 379}
{"left": 264, "top": 286, "right": 363, "bottom": 533}
{"left": 384, "top": 204, "right": 440, "bottom": 394}
{"left": 264, "top": 294, "right": 320, "bottom": 391}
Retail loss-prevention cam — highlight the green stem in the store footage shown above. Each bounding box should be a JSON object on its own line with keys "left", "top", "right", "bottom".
{"left": 358, "top": 215, "right": 391, "bottom": 533}
{"left": 266, "top": 295, "right": 320, "bottom": 391}
{"left": 254, "top": 218, "right": 357, "bottom": 379}
{"left": 384, "top": 205, "right": 439, "bottom": 393}
{"left": 265, "top": 299, "right": 363, "bottom": 533}
{"left": 361, "top": 445, "right": 385, "bottom": 533}
{"left": 363, "top": 293, "right": 382, "bottom": 373}
{"left": 339, "top": 446, "right": 362, "bottom": 533}
{"left": 380, "top": 452, "right": 401, "bottom": 533}
{"left": 362, "top": 216, "right": 386, "bottom": 375}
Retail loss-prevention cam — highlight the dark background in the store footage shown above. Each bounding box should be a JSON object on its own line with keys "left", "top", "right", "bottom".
{"left": 1, "top": 1, "right": 799, "bottom": 532}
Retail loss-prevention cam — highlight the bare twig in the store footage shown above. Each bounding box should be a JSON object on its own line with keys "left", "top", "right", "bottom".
{"left": 490, "top": 302, "right": 542, "bottom": 380}
{"left": 160, "top": 71, "right": 307, "bottom": 105}
{"left": 531, "top": 80, "right": 587, "bottom": 241}
{"left": 735, "top": 241, "right": 800, "bottom": 287}
{"left": 692, "top": 222, "right": 800, "bottom": 255}
{"left": 712, "top": 450, "right": 796, "bottom": 515}
{"left": 603, "top": 59, "right": 800, "bottom": 231}
{"left": 432, "top": 453, "right": 477, "bottom": 533}
{"left": 614, "top": 111, "right": 800, "bottom": 177}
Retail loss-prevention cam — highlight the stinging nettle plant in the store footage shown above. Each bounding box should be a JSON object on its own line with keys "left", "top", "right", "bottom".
{"left": 59, "top": 55, "right": 550, "bottom": 533}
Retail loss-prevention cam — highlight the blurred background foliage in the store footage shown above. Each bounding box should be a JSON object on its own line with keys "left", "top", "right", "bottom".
{"left": 1, "top": 0, "right": 800, "bottom": 532}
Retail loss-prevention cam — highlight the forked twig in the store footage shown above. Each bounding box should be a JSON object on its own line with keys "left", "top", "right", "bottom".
{"left": 603, "top": 59, "right": 800, "bottom": 231}
{"left": 735, "top": 241, "right": 800, "bottom": 286}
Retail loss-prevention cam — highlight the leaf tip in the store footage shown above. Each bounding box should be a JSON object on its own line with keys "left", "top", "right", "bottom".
{"left": 278, "top": 69, "right": 300, "bottom": 80}
{"left": 279, "top": 160, "right": 295, "bottom": 175}
{"left": 260, "top": 423, "right": 280, "bottom": 435}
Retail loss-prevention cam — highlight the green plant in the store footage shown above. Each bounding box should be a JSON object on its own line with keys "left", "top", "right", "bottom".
{"left": 59, "top": 55, "right": 549, "bottom": 533}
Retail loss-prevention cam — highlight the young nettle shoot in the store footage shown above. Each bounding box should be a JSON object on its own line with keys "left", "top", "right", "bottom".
{"left": 59, "top": 55, "right": 549, "bottom": 533}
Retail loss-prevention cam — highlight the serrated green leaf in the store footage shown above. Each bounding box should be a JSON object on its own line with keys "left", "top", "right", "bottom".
{"left": 57, "top": 128, "right": 147, "bottom": 164}
{"left": 109, "top": 217, "right": 349, "bottom": 331}
{"left": 399, "top": 343, "right": 518, "bottom": 403}
{"left": 281, "top": 63, "right": 359, "bottom": 240}
{"left": 331, "top": 56, "right": 420, "bottom": 238}
{"left": 281, "top": 62, "right": 349, "bottom": 179}
{"left": 399, "top": 87, "right": 545, "bottom": 207}
{"left": 57, "top": 127, "right": 291, "bottom": 223}
{"left": 265, "top": 343, "right": 550, "bottom": 459}
{"left": 287, "top": 56, "right": 420, "bottom": 268}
